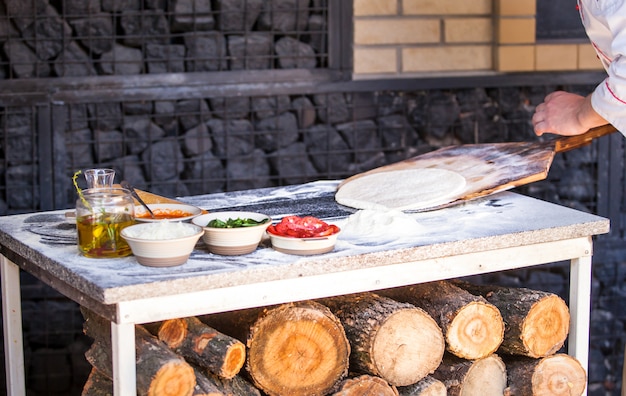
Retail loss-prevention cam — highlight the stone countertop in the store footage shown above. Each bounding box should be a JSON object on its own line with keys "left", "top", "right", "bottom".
{"left": 0, "top": 180, "right": 610, "bottom": 305}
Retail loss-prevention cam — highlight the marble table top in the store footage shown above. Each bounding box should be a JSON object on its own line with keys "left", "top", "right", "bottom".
{"left": 0, "top": 180, "right": 610, "bottom": 305}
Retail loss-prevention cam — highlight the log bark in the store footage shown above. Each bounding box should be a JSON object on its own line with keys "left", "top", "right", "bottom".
{"left": 380, "top": 281, "right": 504, "bottom": 360}
{"left": 201, "top": 301, "right": 350, "bottom": 396}
{"left": 82, "top": 367, "right": 113, "bottom": 396}
{"left": 194, "top": 369, "right": 261, "bottom": 396}
{"left": 432, "top": 353, "right": 507, "bottom": 396}
{"left": 153, "top": 316, "right": 246, "bottom": 379}
{"left": 331, "top": 375, "right": 399, "bottom": 396}
{"left": 453, "top": 280, "right": 570, "bottom": 357}
{"left": 503, "top": 353, "right": 586, "bottom": 396}
{"left": 319, "top": 292, "right": 445, "bottom": 387}
{"left": 82, "top": 309, "right": 196, "bottom": 396}
{"left": 397, "top": 376, "right": 447, "bottom": 396}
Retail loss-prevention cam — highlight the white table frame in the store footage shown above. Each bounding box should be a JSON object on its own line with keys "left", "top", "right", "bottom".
{"left": 2, "top": 235, "right": 594, "bottom": 396}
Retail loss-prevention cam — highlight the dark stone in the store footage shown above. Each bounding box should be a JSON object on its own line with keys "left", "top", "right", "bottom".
{"left": 65, "top": 104, "right": 90, "bottom": 131}
{"left": 378, "top": 114, "right": 419, "bottom": 163}
{"left": 99, "top": 44, "right": 143, "bottom": 75}
{"left": 176, "top": 99, "right": 212, "bottom": 131}
{"left": 336, "top": 119, "right": 379, "bottom": 163}
{"left": 141, "top": 139, "right": 185, "bottom": 180}
{"left": 21, "top": 5, "right": 72, "bottom": 60}
{"left": 215, "top": 0, "right": 263, "bottom": 32}
{"left": 313, "top": 93, "right": 349, "bottom": 124}
{"left": 225, "top": 148, "right": 270, "bottom": 191}
{"left": 53, "top": 41, "right": 97, "bottom": 77}
{"left": 102, "top": 0, "right": 141, "bottom": 12}
{"left": 590, "top": 309, "right": 618, "bottom": 352}
{"left": 170, "top": 0, "right": 214, "bottom": 32}
{"left": 269, "top": 142, "right": 318, "bottom": 185}
{"left": 274, "top": 36, "right": 316, "bottom": 69}
{"left": 525, "top": 269, "right": 566, "bottom": 296}
{"left": 62, "top": 0, "right": 101, "bottom": 17}
{"left": 148, "top": 178, "right": 190, "bottom": 199}
{"left": 255, "top": 112, "right": 299, "bottom": 151}
{"left": 184, "top": 151, "right": 225, "bottom": 195}
{"left": 65, "top": 129, "right": 94, "bottom": 165}
{"left": 0, "top": 13, "right": 20, "bottom": 40}
{"left": 207, "top": 118, "right": 255, "bottom": 157}
{"left": 424, "top": 92, "right": 460, "bottom": 139}
{"left": 120, "top": 10, "right": 170, "bottom": 47}
{"left": 3, "top": 39, "right": 51, "bottom": 78}
{"left": 123, "top": 101, "right": 153, "bottom": 116}
{"left": 209, "top": 96, "right": 250, "bottom": 119}
{"left": 306, "top": 13, "right": 326, "bottom": 54}
{"left": 69, "top": 14, "right": 114, "bottom": 55}
{"left": 6, "top": 164, "right": 38, "bottom": 209}
{"left": 258, "top": 0, "right": 309, "bottom": 34}
{"left": 94, "top": 130, "right": 125, "bottom": 162}
{"left": 348, "top": 92, "right": 378, "bottom": 121}
{"left": 112, "top": 155, "right": 147, "bottom": 189}
{"left": 302, "top": 124, "right": 351, "bottom": 174}
{"left": 123, "top": 116, "right": 166, "bottom": 154}
{"left": 0, "top": 107, "right": 32, "bottom": 128}
{"left": 153, "top": 100, "right": 177, "bottom": 130}
{"left": 559, "top": 168, "right": 595, "bottom": 201}
{"left": 292, "top": 96, "right": 316, "bottom": 128}
{"left": 252, "top": 95, "right": 291, "bottom": 119}
{"left": 587, "top": 348, "right": 608, "bottom": 383}
{"left": 145, "top": 44, "right": 186, "bottom": 74}
{"left": 5, "top": 125, "right": 33, "bottom": 165}
{"left": 227, "top": 33, "right": 273, "bottom": 70}
{"left": 4, "top": 0, "right": 48, "bottom": 32}
{"left": 87, "top": 102, "right": 123, "bottom": 131}
{"left": 184, "top": 31, "right": 228, "bottom": 72}
{"left": 182, "top": 122, "right": 213, "bottom": 156}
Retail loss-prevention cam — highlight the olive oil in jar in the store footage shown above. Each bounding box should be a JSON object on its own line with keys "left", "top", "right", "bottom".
{"left": 76, "top": 188, "right": 135, "bottom": 258}
{"left": 77, "top": 213, "right": 134, "bottom": 258}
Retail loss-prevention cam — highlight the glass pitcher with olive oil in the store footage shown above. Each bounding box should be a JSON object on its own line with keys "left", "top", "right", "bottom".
{"left": 76, "top": 188, "right": 135, "bottom": 258}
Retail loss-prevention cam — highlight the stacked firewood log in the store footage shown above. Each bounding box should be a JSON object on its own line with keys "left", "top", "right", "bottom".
{"left": 80, "top": 280, "right": 587, "bottom": 396}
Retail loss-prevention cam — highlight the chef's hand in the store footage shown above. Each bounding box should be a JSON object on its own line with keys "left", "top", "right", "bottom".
{"left": 532, "top": 91, "right": 608, "bottom": 136}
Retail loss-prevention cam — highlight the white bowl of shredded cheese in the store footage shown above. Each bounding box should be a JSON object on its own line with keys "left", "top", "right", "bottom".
{"left": 121, "top": 222, "right": 203, "bottom": 267}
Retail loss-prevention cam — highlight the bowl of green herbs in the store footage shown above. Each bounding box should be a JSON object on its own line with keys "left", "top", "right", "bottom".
{"left": 192, "top": 211, "right": 271, "bottom": 255}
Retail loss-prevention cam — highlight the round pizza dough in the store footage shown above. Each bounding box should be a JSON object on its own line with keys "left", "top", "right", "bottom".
{"left": 335, "top": 168, "right": 467, "bottom": 211}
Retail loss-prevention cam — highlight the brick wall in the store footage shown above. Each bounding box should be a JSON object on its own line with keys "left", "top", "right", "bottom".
{"left": 353, "top": 0, "right": 603, "bottom": 78}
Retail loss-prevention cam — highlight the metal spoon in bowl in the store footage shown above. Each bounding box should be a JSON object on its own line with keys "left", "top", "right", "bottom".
{"left": 121, "top": 180, "right": 155, "bottom": 219}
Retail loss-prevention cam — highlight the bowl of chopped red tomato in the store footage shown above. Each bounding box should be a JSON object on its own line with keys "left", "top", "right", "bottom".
{"left": 267, "top": 215, "right": 341, "bottom": 255}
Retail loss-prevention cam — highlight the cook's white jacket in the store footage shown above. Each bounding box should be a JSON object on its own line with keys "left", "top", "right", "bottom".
{"left": 578, "top": 0, "right": 626, "bottom": 133}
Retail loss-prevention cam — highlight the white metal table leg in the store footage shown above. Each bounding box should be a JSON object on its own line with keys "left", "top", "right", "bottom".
{"left": 111, "top": 321, "right": 136, "bottom": 395}
{"left": 1, "top": 255, "right": 26, "bottom": 396}
{"left": 569, "top": 254, "right": 592, "bottom": 396}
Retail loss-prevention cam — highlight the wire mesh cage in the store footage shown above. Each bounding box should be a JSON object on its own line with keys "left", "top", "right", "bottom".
{"left": 0, "top": 0, "right": 329, "bottom": 79}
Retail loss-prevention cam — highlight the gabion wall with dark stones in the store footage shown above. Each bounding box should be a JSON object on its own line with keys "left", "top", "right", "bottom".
{"left": 0, "top": 0, "right": 624, "bottom": 395}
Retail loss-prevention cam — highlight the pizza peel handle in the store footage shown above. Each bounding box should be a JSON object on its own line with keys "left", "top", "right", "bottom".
{"left": 553, "top": 123, "right": 617, "bottom": 153}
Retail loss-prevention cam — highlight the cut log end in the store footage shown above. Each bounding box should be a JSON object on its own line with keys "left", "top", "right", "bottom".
{"left": 447, "top": 301, "right": 504, "bottom": 360}
{"left": 506, "top": 353, "right": 587, "bottom": 396}
{"left": 434, "top": 354, "right": 507, "bottom": 396}
{"left": 148, "top": 360, "right": 196, "bottom": 396}
{"left": 533, "top": 354, "right": 586, "bottom": 395}
{"left": 247, "top": 302, "right": 350, "bottom": 396}
{"left": 373, "top": 309, "right": 445, "bottom": 386}
{"left": 332, "top": 375, "right": 399, "bottom": 396}
{"left": 522, "top": 295, "right": 570, "bottom": 357}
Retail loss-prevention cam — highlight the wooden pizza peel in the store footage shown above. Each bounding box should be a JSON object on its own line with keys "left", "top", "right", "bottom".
{"left": 337, "top": 124, "right": 618, "bottom": 211}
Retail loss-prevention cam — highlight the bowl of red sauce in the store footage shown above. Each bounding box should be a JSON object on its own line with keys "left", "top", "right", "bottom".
{"left": 267, "top": 215, "right": 341, "bottom": 255}
{"left": 134, "top": 203, "right": 203, "bottom": 222}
